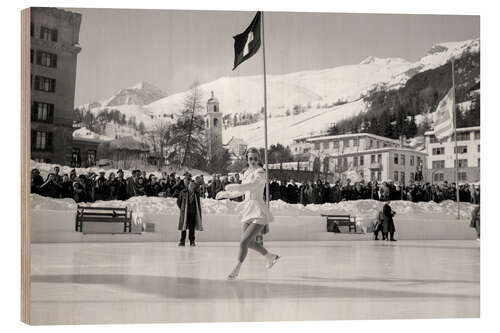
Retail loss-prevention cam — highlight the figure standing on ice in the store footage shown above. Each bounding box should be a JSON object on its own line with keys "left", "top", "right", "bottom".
{"left": 216, "top": 147, "right": 280, "bottom": 280}
{"left": 382, "top": 202, "right": 397, "bottom": 241}
{"left": 177, "top": 174, "right": 203, "bottom": 246}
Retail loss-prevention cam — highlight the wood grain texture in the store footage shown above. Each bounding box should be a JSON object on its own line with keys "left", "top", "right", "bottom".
{"left": 21, "top": 7, "right": 31, "bottom": 325}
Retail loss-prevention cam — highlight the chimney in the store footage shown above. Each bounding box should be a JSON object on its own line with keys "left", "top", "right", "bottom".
{"left": 399, "top": 135, "right": 406, "bottom": 148}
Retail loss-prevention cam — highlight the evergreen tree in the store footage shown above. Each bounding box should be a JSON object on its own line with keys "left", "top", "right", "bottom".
{"left": 408, "top": 115, "right": 418, "bottom": 137}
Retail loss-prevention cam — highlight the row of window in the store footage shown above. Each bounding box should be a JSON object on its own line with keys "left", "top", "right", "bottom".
{"left": 393, "top": 153, "right": 422, "bottom": 167}
{"left": 433, "top": 172, "right": 468, "bottom": 182}
{"left": 316, "top": 138, "right": 393, "bottom": 150}
{"left": 432, "top": 145, "right": 480, "bottom": 155}
{"left": 432, "top": 158, "right": 480, "bottom": 169}
{"left": 30, "top": 49, "right": 58, "bottom": 68}
{"left": 71, "top": 148, "right": 97, "bottom": 168}
{"left": 31, "top": 23, "right": 58, "bottom": 42}
{"left": 429, "top": 130, "right": 480, "bottom": 143}
{"left": 392, "top": 171, "right": 420, "bottom": 184}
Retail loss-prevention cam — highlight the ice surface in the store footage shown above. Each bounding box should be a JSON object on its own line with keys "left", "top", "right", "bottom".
{"left": 30, "top": 240, "right": 480, "bottom": 324}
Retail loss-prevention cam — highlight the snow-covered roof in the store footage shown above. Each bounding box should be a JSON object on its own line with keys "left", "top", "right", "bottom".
{"left": 72, "top": 127, "right": 112, "bottom": 143}
{"left": 424, "top": 126, "right": 480, "bottom": 136}
{"left": 310, "top": 146, "right": 427, "bottom": 158}
{"left": 306, "top": 132, "right": 400, "bottom": 144}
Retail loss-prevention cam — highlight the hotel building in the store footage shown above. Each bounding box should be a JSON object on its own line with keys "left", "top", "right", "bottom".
{"left": 424, "top": 126, "right": 480, "bottom": 184}
{"left": 30, "top": 7, "right": 81, "bottom": 164}
{"left": 273, "top": 133, "right": 427, "bottom": 184}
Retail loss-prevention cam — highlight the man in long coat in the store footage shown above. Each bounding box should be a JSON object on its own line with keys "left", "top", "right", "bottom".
{"left": 382, "top": 202, "right": 397, "bottom": 241}
{"left": 177, "top": 180, "right": 203, "bottom": 246}
{"left": 470, "top": 205, "right": 480, "bottom": 240}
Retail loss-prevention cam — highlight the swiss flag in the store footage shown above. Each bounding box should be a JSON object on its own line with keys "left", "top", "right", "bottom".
{"left": 232, "top": 12, "right": 261, "bottom": 70}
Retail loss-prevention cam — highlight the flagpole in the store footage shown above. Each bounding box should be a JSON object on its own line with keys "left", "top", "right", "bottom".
{"left": 451, "top": 59, "right": 460, "bottom": 219}
{"left": 261, "top": 11, "right": 270, "bottom": 207}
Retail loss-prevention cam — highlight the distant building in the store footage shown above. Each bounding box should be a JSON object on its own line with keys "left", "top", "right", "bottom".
{"left": 71, "top": 127, "right": 112, "bottom": 167}
{"left": 224, "top": 136, "right": 247, "bottom": 160}
{"left": 424, "top": 126, "right": 480, "bottom": 184}
{"left": 271, "top": 132, "right": 427, "bottom": 184}
{"left": 30, "top": 7, "right": 82, "bottom": 164}
{"left": 204, "top": 91, "right": 223, "bottom": 158}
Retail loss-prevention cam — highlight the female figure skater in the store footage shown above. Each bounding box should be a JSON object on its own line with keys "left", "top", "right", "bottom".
{"left": 216, "top": 147, "right": 280, "bottom": 280}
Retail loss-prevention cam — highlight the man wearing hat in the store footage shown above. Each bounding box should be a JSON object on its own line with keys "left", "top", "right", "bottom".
{"left": 176, "top": 176, "right": 203, "bottom": 246}
{"left": 31, "top": 168, "right": 44, "bottom": 194}
{"left": 95, "top": 171, "right": 108, "bottom": 201}
{"left": 126, "top": 170, "right": 139, "bottom": 198}
{"left": 116, "top": 169, "right": 128, "bottom": 200}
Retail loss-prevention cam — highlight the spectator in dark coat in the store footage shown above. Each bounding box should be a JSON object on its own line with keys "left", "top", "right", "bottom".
{"left": 382, "top": 202, "right": 397, "bottom": 241}
{"left": 286, "top": 179, "right": 299, "bottom": 204}
{"left": 40, "top": 173, "right": 61, "bottom": 198}
{"left": 60, "top": 174, "right": 74, "bottom": 199}
{"left": 31, "top": 169, "right": 44, "bottom": 194}
{"left": 177, "top": 179, "right": 203, "bottom": 246}
{"left": 314, "top": 179, "right": 324, "bottom": 204}
{"left": 115, "top": 170, "right": 128, "bottom": 201}
{"left": 279, "top": 180, "right": 288, "bottom": 203}
{"left": 72, "top": 181, "right": 86, "bottom": 203}
{"left": 126, "top": 170, "right": 138, "bottom": 198}
{"left": 53, "top": 166, "right": 63, "bottom": 186}
{"left": 94, "top": 171, "right": 108, "bottom": 201}
{"left": 270, "top": 179, "right": 281, "bottom": 201}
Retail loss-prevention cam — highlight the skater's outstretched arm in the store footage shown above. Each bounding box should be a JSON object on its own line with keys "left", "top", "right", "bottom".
{"left": 225, "top": 168, "right": 265, "bottom": 192}
{"left": 215, "top": 190, "right": 244, "bottom": 200}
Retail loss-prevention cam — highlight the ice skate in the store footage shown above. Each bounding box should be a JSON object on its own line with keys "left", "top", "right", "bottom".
{"left": 266, "top": 253, "right": 280, "bottom": 269}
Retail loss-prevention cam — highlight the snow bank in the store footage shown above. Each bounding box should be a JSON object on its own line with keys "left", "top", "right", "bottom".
{"left": 31, "top": 193, "right": 477, "bottom": 222}
{"left": 30, "top": 194, "right": 478, "bottom": 243}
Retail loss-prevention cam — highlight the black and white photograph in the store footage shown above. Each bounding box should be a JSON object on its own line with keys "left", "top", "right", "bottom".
{"left": 21, "top": 5, "right": 481, "bottom": 325}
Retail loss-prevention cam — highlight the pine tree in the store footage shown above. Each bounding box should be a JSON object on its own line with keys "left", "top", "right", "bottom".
{"left": 408, "top": 115, "right": 418, "bottom": 137}
{"left": 178, "top": 82, "right": 205, "bottom": 168}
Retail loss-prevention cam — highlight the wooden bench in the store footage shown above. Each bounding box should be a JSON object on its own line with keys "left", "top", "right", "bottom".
{"left": 321, "top": 214, "right": 357, "bottom": 233}
{"left": 75, "top": 205, "right": 133, "bottom": 233}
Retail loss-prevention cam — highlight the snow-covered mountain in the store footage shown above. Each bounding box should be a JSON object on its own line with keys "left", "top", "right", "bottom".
{"left": 104, "top": 81, "right": 168, "bottom": 107}
{"left": 79, "top": 38, "right": 479, "bottom": 148}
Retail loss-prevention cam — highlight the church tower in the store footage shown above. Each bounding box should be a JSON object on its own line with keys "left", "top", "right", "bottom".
{"left": 204, "top": 91, "right": 223, "bottom": 158}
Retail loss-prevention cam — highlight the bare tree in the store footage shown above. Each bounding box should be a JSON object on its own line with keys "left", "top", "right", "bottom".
{"left": 180, "top": 82, "right": 204, "bottom": 167}
{"left": 147, "top": 120, "right": 174, "bottom": 169}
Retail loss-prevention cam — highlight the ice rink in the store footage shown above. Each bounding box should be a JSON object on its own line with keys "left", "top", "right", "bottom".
{"left": 30, "top": 240, "right": 480, "bottom": 325}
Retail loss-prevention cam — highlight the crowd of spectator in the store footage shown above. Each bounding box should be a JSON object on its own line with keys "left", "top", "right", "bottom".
{"left": 30, "top": 166, "right": 244, "bottom": 203}
{"left": 31, "top": 166, "right": 480, "bottom": 205}
{"left": 267, "top": 178, "right": 480, "bottom": 205}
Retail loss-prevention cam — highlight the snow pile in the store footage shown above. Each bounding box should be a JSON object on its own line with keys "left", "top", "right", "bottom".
{"left": 31, "top": 193, "right": 477, "bottom": 224}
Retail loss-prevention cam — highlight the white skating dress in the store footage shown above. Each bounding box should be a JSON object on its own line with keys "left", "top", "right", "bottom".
{"left": 217, "top": 167, "right": 273, "bottom": 225}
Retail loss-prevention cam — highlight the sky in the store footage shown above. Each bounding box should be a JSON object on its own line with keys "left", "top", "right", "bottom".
{"left": 69, "top": 8, "right": 479, "bottom": 106}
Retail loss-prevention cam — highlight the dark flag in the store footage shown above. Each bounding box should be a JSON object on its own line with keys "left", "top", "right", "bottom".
{"left": 232, "top": 11, "right": 261, "bottom": 70}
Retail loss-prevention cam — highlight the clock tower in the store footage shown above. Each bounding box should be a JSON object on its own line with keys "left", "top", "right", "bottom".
{"left": 205, "top": 91, "right": 223, "bottom": 158}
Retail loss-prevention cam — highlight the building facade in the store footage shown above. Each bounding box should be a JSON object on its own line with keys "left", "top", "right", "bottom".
{"left": 424, "top": 126, "right": 480, "bottom": 184}
{"left": 204, "top": 91, "right": 223, "bottom": 158}
{"left": 224, "top": 136, "right": 248, "bottom": 160}
{"left": 271, "top": 133, "right": 427, "bottom": 184}
{"left": 30, "top": 7, "right": 82, "bottom": 164}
